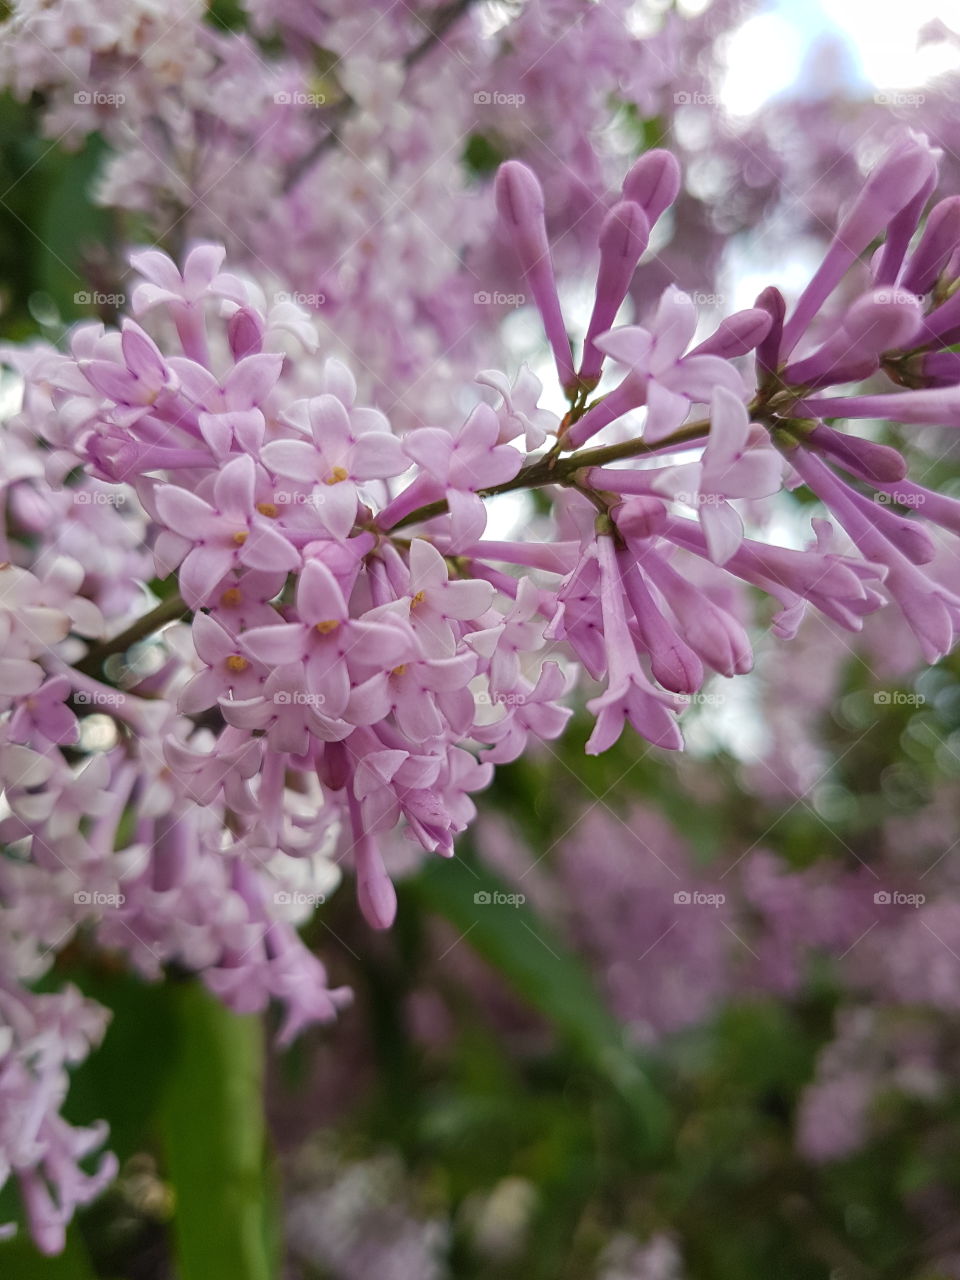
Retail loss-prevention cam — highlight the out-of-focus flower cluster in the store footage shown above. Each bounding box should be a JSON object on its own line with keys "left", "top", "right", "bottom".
{"left": 0, "top": 0, "right": 758, "bottom": 427}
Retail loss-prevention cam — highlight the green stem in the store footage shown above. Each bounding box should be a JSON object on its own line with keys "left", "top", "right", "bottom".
{"left": 386, "top": 416, "right": 712, "bottom": 532}
{"left": 74, "top": 592, "right": 188, "bottom": 677}
{"left": 71, "top": 419, "right": 715, "bottom": 662}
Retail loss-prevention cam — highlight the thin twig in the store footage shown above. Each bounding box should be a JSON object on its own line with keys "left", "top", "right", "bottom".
{"left": 74, "top": 593, "right": 188, "bottom": 677}
{"left": 385, "top": 417, "right": 712, "bottom": 532}
{"left": 70, "top": 421, "right": 712, "bottom": 659}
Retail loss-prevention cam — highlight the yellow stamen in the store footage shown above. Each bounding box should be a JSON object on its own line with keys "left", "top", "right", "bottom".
{"left": 226, "top": 654, "right": 249, "bottom": 672}
{"left": 315, "top": 619, "right": 340, "bottom": 634}
{"left": 220, "top": 588, "right": 243, "bottom": 607}
{"left": 256, "top": 502, "right": 278, "bottom": 518}
{"left": 232, "top": 530, "right": 249, "bottom": 545}
{"left": 391, "top": 664, "right": 406, "bottom": 677}
{"left": 324, "top": 466, "right": 349, "bottom": 485}
{"left": 411, "top": 590, "right": 426, "bottom": 608}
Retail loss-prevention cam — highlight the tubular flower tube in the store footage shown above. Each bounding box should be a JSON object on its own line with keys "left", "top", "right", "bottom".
{"left": 621, "top": 149, "right": 683, "bottom": 229}
{"left": 495, "top": 161, "right": 576, "bottom": 395}
{"left": 899, "top": 196, "right": 960, "bottom": 295}
{"left": 778, "top": 134, "right": 940, "bottom": 358}
{"left": 579, "top": 201, "right": 650, "bottom": 387}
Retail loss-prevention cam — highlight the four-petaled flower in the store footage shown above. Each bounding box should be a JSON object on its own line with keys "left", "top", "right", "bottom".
{"left": 156, "top": 454, "right": 300, "bottom": 607}
{"left": 653, "top": 387, "right": 782, "bottom": 563}
{"left": 261, "top": 393, "right": 406, "bottom": 540}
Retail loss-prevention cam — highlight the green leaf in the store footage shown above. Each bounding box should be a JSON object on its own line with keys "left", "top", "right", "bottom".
{"left": 0, "top": 1225, "right": 98, "bottom": 1280}
{"left": 159, "top": 982, "right": 273, "bottom": 1280}
{"left": 405, "top": 851, "right": 672, "bottom": 1154}
{"left": 462, "top": 132, "right": 507, "bottom": 176}
{"left": 59, "top": 969, "right": 179, "bottom": 1164}
{"left": 32, "top": 134, "right": 112, "bottom": 325}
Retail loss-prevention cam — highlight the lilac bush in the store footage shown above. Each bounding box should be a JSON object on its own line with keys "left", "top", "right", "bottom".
{"left": 3, "top": 0, "right": 960, "bottom": 1266}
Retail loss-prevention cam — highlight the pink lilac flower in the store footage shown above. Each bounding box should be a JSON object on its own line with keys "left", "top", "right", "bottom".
{"left": 243, "top": 559, "right": 414, "bottom": 715}
{"left": 565, "top": 288, "right": 747, "bottom": 448}
{"left": 383, "top": 406, "right": 524, "bottom": 550}
{"left": 646, "top": 387, "right": 782, "bottom": 564}
{"left": 261, "top": 392, "right": 406, "bottom": 540}
{"left": 155, "top": 454, "right": 300, "bottom": 607}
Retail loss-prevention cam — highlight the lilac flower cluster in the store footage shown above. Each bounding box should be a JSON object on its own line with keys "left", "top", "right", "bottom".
{"left": 7, "top": 118, "right": 960, "bottom": 1250}
{"left": 0, "top": 0, "right": 768, "bottom": 426}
